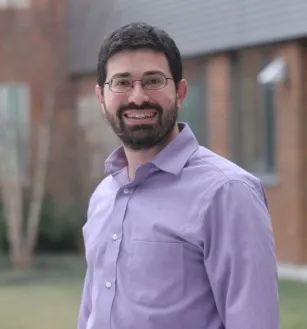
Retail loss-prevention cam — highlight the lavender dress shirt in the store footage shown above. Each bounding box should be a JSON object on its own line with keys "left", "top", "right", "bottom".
{"left": 78, "top": 123, "right": 280, "bottom": 329}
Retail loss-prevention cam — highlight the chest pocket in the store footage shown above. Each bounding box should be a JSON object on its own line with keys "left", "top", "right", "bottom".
{"left": 128, "top": 240, "right": 184, "bottom": 307}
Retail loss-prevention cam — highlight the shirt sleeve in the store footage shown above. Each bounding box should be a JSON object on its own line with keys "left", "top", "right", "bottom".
{"left": 78, "top": 268, "right": 92, "bottom": 329}
{"left": 203, "top": 180, "right": 280, "bottom": 329}
{"left": 78, "top": 195, "right": 96, "bottom": 329}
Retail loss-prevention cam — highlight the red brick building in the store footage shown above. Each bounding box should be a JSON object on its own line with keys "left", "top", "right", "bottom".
{"left": 1, "top": 0, "right": 307, "bottom": 264}
{"left": 0, "top": 0, "right": 78, "bottom": 206}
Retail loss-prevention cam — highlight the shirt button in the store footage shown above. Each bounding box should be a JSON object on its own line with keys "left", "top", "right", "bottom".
{"left": 123, "top": 188, "right": 130, "bottom": 195}
{"left": 112, "top": 234, "right": 118, "bottom": 241}
{"left": 105, "top": 281, "right": 112, "bottom": 289}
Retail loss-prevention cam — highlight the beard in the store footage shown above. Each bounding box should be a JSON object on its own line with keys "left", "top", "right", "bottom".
{"left": 103, "top": 100, "right": 178, "bottom": 150}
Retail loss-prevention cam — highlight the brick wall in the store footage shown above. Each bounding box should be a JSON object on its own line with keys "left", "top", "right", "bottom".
{"left": 0, "top": 0, "right": 77, "bottom": 208}
{"left": 207, "top": 55, "right": 231, "bottom": 158}
{"left": 301, "top": 42, "right": 307, "bottom": 261}
{"left": 205, "top": 41, "right": 307, "bottom": 264}
{"left": 273, "top": 41, "right": 306, "bottom": 264}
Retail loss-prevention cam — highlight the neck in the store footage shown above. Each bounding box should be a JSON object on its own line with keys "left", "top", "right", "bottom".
{"left": 124, "top": 124, "right": 180, "bottom": 180}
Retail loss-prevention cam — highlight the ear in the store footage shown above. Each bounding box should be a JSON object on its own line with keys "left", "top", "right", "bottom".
{"left": 176, "top": 79, "right": 188, "bottom": 110}
{"left": 95, "top": 84, "right": 105, "bottom": 114}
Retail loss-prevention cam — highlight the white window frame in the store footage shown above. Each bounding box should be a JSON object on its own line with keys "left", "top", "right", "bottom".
{"left": 0, "top": 0, "right": 30, "bottom": 10}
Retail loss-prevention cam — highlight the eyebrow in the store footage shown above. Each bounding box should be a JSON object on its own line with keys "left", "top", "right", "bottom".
{"left": 143, "top": 70, "right": 166, "bottom": 76}
{"left": 109, "top": 70, "right": 166, "bottom": 80}
{"left": 109, "top": 72, "right": 131, "bottom": 80}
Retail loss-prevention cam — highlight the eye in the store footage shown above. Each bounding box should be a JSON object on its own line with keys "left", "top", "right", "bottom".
{"left": 113, "top": 78, "right": 131, "bottom": 87}
{"left": 144, "top": 76, "right": 164, "bottom": 86}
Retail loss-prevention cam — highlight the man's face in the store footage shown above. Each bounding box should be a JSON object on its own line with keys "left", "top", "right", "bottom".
{"left": 95, "top": 49, "right": 187, "bottom": 150}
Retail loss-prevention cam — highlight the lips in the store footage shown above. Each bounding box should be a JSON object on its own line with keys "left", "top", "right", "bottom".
{"left": 123, "top": 110, "right": 157, "bottom": 119}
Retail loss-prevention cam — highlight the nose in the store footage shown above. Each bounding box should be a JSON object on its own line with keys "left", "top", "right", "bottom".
{"left": 128, "top": 83, "right": 149, "bottom": 105}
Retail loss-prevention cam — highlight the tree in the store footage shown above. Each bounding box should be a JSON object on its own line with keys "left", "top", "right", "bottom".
{"left": 0, "top": 1, "right": 66, "bottom": 267}
{"left": 0, "top": 0, "right": 117, "bottom": 267}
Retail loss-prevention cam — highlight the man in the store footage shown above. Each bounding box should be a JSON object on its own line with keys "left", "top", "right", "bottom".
{"left": 78, "top": 22, "right": 280, "bottom": 329}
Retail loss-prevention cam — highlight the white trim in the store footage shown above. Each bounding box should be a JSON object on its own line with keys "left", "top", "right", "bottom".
{"left": 257, "top": 58, "right": 287, "bottom": 85}
{"left": 0, "top": 0, "right": 30, "bottom": 9}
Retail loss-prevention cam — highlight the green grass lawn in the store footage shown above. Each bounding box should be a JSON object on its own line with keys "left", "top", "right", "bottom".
{"left": 0, "top": 280, "right": 82, "bottom": 329}
{"left": 279, "top": 279, "right": 307, "bottom": 329}
{"left": 0, "top": 256, "right": 306, "bottom": 329}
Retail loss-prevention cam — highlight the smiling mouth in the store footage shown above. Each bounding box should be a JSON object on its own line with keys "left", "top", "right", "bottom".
{"left": 123, "top": 111, "right": 157, "bottom": 119}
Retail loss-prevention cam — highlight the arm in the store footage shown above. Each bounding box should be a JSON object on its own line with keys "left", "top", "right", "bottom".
{"left": 78, "top": 268, "right": 92, "bottom": 329}
{"left": 204, "top": 180, "right": 280, "bottom": 329}
{"left": 78, "top": 195, "right": 96, "bottom": 329}
{"left": 78, "top": 213, "right": 92, "bottom": 329}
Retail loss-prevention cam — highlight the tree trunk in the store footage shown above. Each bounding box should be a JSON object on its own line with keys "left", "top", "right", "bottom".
{"left": 24, "top": 91, "right": 54, "bottom": 261}
{"left": 0, "top": 110, "right": 24, "bottom": 267}
{"left": 0, "top": 90, "right": 54, "bottom": 267}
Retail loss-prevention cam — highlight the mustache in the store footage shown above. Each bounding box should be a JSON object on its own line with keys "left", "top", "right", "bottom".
{"left": 118, "top": 102, "right": 163, "bottom": 115}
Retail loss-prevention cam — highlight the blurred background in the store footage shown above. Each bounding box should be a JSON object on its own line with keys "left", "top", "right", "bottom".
{"left": 0, "top": 0, "right": 307, "bottom": 328}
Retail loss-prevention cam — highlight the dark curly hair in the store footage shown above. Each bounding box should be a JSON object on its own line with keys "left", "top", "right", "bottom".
{"left": 97, "top": 22, "right": 182, "bottom": 89}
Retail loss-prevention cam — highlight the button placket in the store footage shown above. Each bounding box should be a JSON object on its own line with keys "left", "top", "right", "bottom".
{"left": 98, "top": 186, "right": 134, "bottom": 326}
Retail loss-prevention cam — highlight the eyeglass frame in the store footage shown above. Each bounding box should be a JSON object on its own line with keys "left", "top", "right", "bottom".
{"left": 103, "top": 72, "right": 174, "bottom": 93}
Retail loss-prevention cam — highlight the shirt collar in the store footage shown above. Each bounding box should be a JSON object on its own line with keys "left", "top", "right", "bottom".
{"left": 105, "top": 123, "right": 199, "bottom": 176}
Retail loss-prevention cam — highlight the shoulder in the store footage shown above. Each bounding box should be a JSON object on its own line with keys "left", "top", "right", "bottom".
{"left": 182, "top": 146, "right": 268, "bottom": 210}
{"left": 188, "top": 149, "right": 272, "bottom": 239}
{"left": 188, "top": 146, "right": 265, "bottom": 193}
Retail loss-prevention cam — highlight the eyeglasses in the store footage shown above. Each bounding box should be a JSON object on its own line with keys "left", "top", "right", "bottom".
{"left": 104, "top": 73, "right": 173, "bottom": 93}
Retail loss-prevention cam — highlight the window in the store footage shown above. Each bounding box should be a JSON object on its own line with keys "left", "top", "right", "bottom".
{"left": 231, "top": 51, "right": 276, "bottom": 176}
{"left": 179, "top": 70, "right": 208, "bottom": 146}
{"left": 0, "top": 0, "right": 30, "bottom": 9}
{"left": 0, "top": 83, "right": 30, "bottom": 183}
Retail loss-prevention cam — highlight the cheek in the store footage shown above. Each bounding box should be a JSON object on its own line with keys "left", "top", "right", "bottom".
{"left": 151, "top": 90, "right": 174, "bottom": 107}
{"left": 166, "top": 95, "right": 177, "bottom": 108}
{"left": 104, "top": 93, "right": 125, "bottom": 112}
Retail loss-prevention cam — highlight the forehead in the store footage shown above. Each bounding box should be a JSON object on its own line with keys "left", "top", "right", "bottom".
{"left": 106, "top": 49, "right": 171, "bottom": 79}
